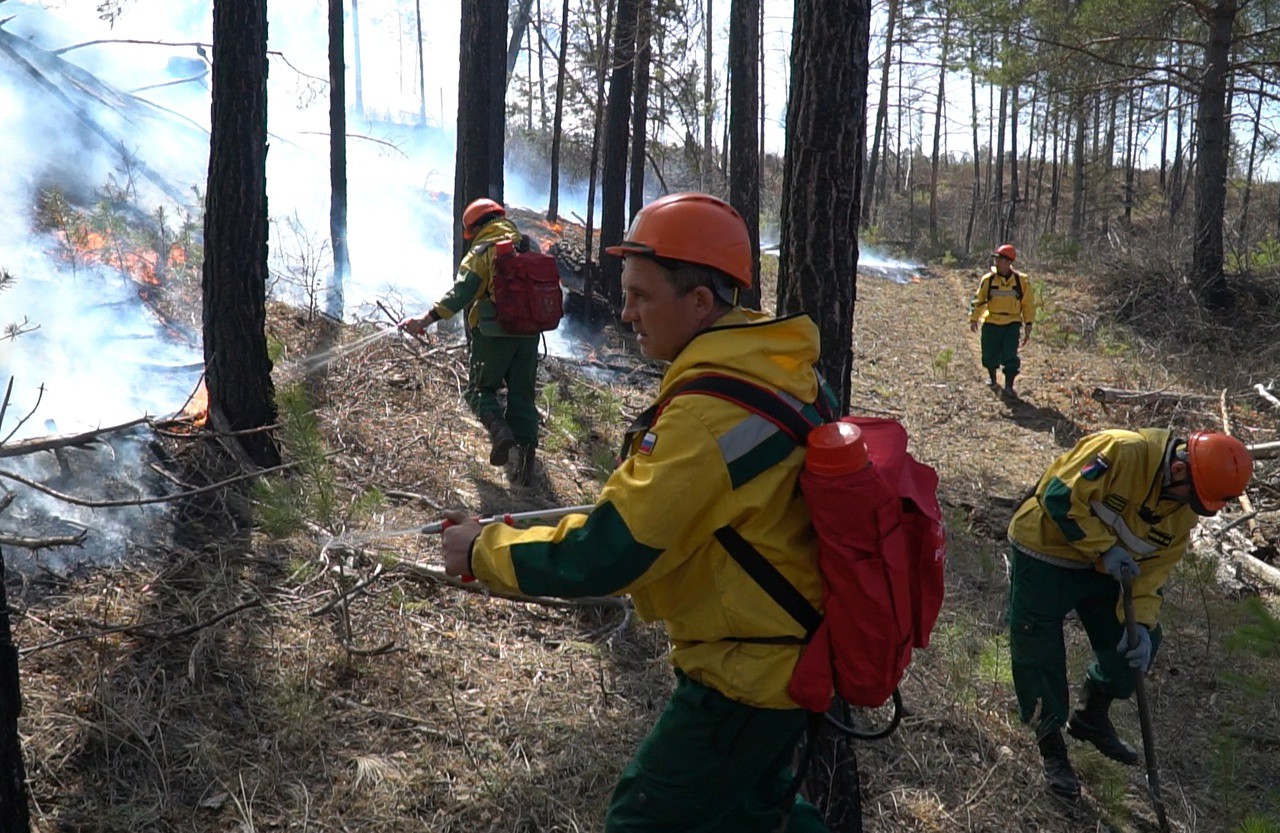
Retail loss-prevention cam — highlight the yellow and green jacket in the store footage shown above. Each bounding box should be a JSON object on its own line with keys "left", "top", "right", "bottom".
{"left": 1008, "top": 428, "right": 1199, "bottom": 626}
{"left": 433, "top": 218, "right": 524, "bottom": 335}
{"left": 470, "top": 308, "right": 833, "bottom": 708}
{"left": 969, "top": 267, "right": 1034, "bottom": 326}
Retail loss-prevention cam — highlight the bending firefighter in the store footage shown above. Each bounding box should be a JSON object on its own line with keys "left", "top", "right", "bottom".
{"left": 968, "top": 244, "right": 1034, "bottom": 395}
{"left": 1007, "top": 428, "right": 1252, "bottom": 800}
{"left": 440, "top": 192, "right": 835, "bottom": 832}
{"left": 400, "top": 198, "right": 540, "bottom": 484}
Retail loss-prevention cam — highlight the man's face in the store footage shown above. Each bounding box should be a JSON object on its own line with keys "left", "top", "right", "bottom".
{"left": 620, "top": 257, "right": 710, "bottom": 361}
{"left": 995, "top": 254, "right": 1013, "bottom": 275}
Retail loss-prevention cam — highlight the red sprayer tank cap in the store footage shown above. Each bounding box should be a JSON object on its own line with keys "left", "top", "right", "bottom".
{"left": 805, "top": 421, "right": 870, "bottom": 476}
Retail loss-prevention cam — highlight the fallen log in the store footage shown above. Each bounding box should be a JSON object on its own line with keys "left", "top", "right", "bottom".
{"left": 0, "top": 531, "right": 88, "bottom": 551}
{"left": 0, "top": 417, "right": 148, "bottom": 459}
{"left": 1091, "top": 386, "right": 1217, "bottom": 406}
{"left": 1255, "top": 383, "right": 1280, "bottom": 412}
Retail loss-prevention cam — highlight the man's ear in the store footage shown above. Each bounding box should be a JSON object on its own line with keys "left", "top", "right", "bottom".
{"left": 690, "top": 285, "right": 717, "bottom": 314}
{"left": 1170, "top": 459, "right": 1189, "bottom": 480}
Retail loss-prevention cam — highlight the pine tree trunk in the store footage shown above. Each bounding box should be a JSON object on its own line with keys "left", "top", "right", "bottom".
{"left": 729, "top": 0, "right": 761, "bottom": 308}
{"left": 203, "top": 0, "right": 279, "bottom": 468}
{"left": 599, "top": 0, "right": 639, "bottom": 308}
{"left": 454, "top": 0, "right": 507, "bottom": 265}
{"left": 927, "top": 21, "right": 948, "bottom": 246}
{"left": 778, "top": 0, "right": 869, "bottom": 413}
{"left": 861, "top": 0, "right": 897, "bottom": 229}
{"left": 0, "top": 550, "right": 31, "bottom": 833}
{"left": 1070, "top": 91, "right": 1087, "bottom": 244}
{"left": 629, "top": 0, "right": 652, "bottom": 220}
{"left": 546, "top": 0, "right": 571, "bottom": 221}
{"left": 328, "top": 0, "right": 349, "bottom": 320}
{"left": 1190, "top": 0, "right": 1237, "bottom": 311}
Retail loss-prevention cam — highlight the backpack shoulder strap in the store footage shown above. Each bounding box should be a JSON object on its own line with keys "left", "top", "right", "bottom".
{"left": 667, "top": 373, "right": 821, "bottom": 443}
{"left": 714, "top": 525, "right": 822, "bottom": 638}
{"left": 663, "top": 373, "right": 825, "bottom": 638}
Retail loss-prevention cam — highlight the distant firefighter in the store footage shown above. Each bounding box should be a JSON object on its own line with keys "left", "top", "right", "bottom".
{"left": 968, "top": 244, "right": 1034, "bottom": 396}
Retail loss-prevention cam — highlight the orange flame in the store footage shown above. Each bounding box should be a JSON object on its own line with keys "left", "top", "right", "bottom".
{"left": 180, "top": 380, "right": 209, "bottom": 427}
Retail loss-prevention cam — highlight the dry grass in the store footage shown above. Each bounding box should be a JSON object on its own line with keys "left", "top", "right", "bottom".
{"left": 10, "top": 267, "right": 1280, "bottom": 832}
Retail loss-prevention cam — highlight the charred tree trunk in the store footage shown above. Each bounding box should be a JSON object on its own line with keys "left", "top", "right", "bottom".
{"left": 1070, "top": 91, "right": 1087, "bottom": 244}
{"left": 0, "top": 551, "right": 31, "bottom": 833}
{"left": 629, "top": 0, "right": 653, "bottom": 221}
{"left": 203, "top": 0, "right": 279, "bottom": 468}
{"left": 455, "top": 0, "right": 507, "bottom": 265}
{"left": 993, "top": 84, "right": 1007, "bottom": 244}
{"left": 702, "top": 0, "right": 715, "bottom": 190}
{"left": 778, "top": 0, "right": 868, "bottom": 413}
{"left": 928, "top": 22, "right": 949, "bottom": 246}
{"left": 1007, "top": 85, "right": 1018, "bottom": 239}
{"left": 729, "top": 0, "right": 761, "bottom": 308}
{"left": 546, "top": 0, "right": 572, "bottom": 221}
{"left": 860, "top": 0, "right": 897, "bottom": 229}
{"left": 964, "top": 49, "right": 980, "bottom": 253}
{"left": 506, "top": 0, "right": 537, "bottom": 84}
{"left": 1190, "top": 0, "right": 1237, "bottom": 311}
{"left": 328, "top": 0, "right": 349, "bottom": 320}
{"left": 599, "top": 0, "right": 640, "bottom": 308}
{"left": 1237, "top": 88, "right": 1263, "bottom": 271}
{"left": 415, "top": 0, "right": 427, "bottom": 124}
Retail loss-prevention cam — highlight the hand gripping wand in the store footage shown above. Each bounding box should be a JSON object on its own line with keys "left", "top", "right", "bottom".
{"left": 422, "top": 504, "right": 595, "bottom": 581}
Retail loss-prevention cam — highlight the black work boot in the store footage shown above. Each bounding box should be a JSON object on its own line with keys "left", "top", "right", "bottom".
{"left": 1066, "top": 679, "right": 1140, "bottom": 766}
{"left": 1004, "top": 371, "right": 1018, "bottom": 396}
{"left": 1038, "top": 729, "right": 1081, "bottom": 801}
{"left": 987, "top": 368, "right": 998, "bottom": 387}
{"left": 508, "top": 445, "right": 537, "bottom": 487}
{"left": 484, "top": 417, "right": 517, "bottom": 466}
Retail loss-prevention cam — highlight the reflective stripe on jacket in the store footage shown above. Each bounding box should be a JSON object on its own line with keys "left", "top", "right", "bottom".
{"left": 433, "top": 218, "right": 523, "bottom": 334}
{"left": 1008, "top": 428, "right": 1199, "bottom": 626}
{"left": 469, "top": 308, "right": 827, "bottom": 708}
{"left": 969, "top": 268, "right": 1034, "bottom": 326}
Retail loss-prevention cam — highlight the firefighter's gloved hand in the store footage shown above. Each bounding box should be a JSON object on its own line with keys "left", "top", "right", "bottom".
{"left": 1100, "top": 545, "right": 1140, "bottom": 583}
{"left": 969, "top": 321, "right": 979, "bottom": 333}
{"left": 399, "top": 316, "right": 427, "bottom": 336}
{"left": 1117, "top": 624, "right": 1153, "bottom": 672}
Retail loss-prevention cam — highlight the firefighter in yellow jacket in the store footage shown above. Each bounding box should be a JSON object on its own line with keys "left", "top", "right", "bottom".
{"left": 968, "top": 244, "right": 1034, "bottom": 395}
{"left": 440, "top": 193, "right": 833, "bottom": 832}
{"left": 1007, "top": 428, "right": 1252, "bottom": 800}
{"left": 400, "top": 198, "right": 541, "bottom": 484}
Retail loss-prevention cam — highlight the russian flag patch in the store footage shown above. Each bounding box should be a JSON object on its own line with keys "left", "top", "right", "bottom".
{"left": 638, "top": 432, "right": 658, "bottom": 455}
{"left": 1080, "top": 454, "right": 1110, "bottom": 481}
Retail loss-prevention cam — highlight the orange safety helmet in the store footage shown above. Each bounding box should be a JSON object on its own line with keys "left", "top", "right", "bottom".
{"left": 462, "top": 198, "right": 506, "bottom": 240}
{"left": 994, "top": 244, "right": 1017, "bottom": 262}
{"left": 1185, "top": 431, "right": 1253, "bottom": 513}
{"left": 604, "top": 192, "right": 753, "bottom": 289}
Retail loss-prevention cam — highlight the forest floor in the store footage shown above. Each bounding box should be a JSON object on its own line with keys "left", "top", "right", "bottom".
{"left": 11, "top": 262, "right": 1280, "bottom": 832}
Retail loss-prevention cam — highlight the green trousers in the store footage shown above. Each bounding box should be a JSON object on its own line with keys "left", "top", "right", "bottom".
{"left": 1008, "top": 548, "right": 1163, "bottom": 736}
{"left": 605, "top": 673, "right": 829, "bottom": 833}
{"left": 465, "top": 330, "right": 541, "bottom": 446}
{"left": 980, "top": 321, "right": 1022, "bottom": 375}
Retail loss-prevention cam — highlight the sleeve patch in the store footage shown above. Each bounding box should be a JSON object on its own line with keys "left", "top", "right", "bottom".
{"left": 1080, "top": 454, "right": 1111, "bottom": 481}
{"left": 637, "top": 432, "right": 658, "bottom": 455}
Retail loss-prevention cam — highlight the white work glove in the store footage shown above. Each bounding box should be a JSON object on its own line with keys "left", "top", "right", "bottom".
{"left": 1117, "top": 624, "right": 1153, "bottom": 672}
{"left": 1100, "top": 545, "right": 1140, "bottom": 583}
